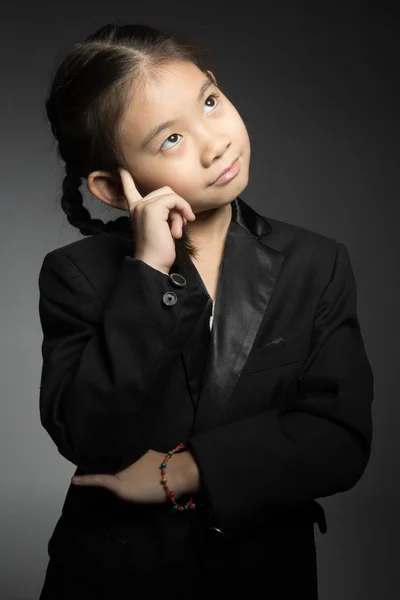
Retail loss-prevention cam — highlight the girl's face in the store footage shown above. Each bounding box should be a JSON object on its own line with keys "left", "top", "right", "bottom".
{"left": 119, "top": 60, "right": 251, "bottom": 214}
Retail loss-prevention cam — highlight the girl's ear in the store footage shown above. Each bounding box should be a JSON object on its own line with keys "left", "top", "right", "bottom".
{"left": 87, "top": 170, "right": 126, "bottom": 211}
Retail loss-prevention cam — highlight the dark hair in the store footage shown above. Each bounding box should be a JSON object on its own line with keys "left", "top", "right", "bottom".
{"left": 45, "top": 23, "right": 224, "bottom": 266}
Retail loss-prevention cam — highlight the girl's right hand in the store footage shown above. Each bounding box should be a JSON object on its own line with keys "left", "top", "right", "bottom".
{"left": 118, "top": 167, "right": 196, "bottom": 274}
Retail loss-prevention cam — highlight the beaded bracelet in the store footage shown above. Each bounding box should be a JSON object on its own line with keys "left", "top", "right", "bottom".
{"left": 160, "top": 442, "right": 197, "bottom": 511}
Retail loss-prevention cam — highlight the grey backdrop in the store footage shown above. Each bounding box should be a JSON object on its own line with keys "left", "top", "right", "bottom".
{"left": 1, "top": 2, "right": 398, "bottom": 599}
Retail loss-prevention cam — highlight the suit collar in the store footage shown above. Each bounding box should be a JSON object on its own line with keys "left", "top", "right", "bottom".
{"left": 231, "top": 194, "right": 272, "bottom": 239}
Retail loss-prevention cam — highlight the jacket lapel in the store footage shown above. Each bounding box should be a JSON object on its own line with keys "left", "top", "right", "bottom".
{"left": 181, "top": 196, "right": 286, "bottom": 435}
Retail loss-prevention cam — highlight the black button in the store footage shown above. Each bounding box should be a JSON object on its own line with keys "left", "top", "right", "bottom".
{"left": 206, "top": 526, "right": 226, "bottom": 546}
{"left": 208, "top": 526, "right": 225, "bottom": 536}
{"left": 162, "top": 291, "right": 177, "bottom": 306}
{"left": 168, "top": 273, "right": 187, "bottom": 287}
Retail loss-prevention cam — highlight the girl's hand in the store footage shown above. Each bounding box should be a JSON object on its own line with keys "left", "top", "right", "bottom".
{"left": 71, "top": 449, "right": 184, "bottom": 503}
{"left": 118, "top": 167, "right": 196, "bottom": 274}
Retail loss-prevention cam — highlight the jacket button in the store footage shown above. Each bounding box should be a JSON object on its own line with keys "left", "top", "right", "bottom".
{"left": 168, "top": 273, "right": 187, "bottom": 287}
{"left": 206, "top": 526, "right": 226, "bottom": 545}
{"left": 162, "top": 291, "right": 177, "bottom": 306}
{"left": 208, "top": 526, "right": 225, "bottom": 536}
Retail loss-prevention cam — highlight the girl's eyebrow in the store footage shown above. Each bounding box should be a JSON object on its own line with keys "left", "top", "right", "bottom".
{"left": 141, "top": 79, "right": 214, "bottom": 149}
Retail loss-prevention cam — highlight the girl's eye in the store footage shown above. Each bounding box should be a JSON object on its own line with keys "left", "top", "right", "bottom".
{"left": 160, "top": 93, "right": 220, "bottom": 150}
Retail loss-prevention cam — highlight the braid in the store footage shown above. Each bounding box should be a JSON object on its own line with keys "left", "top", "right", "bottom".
{"left": 61, "top": 163, "right": 132, "bottom": 239}
{"left": 61, "top": 163, "right": 103, "bottom": 236}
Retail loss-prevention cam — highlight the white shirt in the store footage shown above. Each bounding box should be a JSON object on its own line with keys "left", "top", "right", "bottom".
{"left": 210, "top": 300, "right": 215, "bottom": 331}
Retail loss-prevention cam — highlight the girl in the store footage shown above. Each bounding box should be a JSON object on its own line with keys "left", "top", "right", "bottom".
{"left": 38, "top": 22, "right": 374, "bottom": 599}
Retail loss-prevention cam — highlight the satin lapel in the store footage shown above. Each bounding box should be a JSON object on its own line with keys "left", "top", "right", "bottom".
{"left": 187, "top": 197, "right": 286, "bottom": 435}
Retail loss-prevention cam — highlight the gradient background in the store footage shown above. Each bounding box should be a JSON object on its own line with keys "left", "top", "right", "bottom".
{"left": 1, "top": 2, "right": 398, "bottom": 599}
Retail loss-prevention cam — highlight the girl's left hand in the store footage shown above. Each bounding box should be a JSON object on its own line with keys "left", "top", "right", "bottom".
{"left": 71, "top": 449, "right": 181, "bottom": 504}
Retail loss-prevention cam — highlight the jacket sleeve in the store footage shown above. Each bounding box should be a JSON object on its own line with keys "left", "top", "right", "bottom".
{"left": 187, "top": 242, "right": 374, "bottom": 531}
{"left": 38, "top": 250, "right": 199, "bottom": 475}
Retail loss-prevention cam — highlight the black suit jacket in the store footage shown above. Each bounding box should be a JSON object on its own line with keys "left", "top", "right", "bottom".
{"left": 38, "top": 196, "right": 373, "bottom": 572}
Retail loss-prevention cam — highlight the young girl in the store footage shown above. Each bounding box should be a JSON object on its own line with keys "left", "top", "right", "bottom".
{"left": 38, "top": 23, "right": 374, "bottom": 599}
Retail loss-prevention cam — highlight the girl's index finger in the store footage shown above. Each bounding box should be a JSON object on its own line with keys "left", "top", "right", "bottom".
{"left": 118, "top": 167, "right": 143, "bottom": 206}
